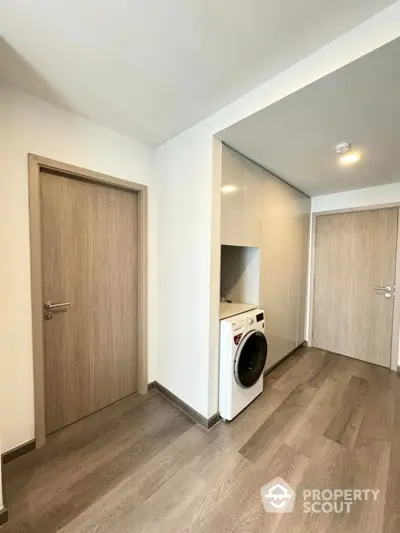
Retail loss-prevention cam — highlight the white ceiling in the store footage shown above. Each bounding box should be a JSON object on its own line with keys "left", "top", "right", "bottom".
{"left": 219, "top": 37, "right": 400, "bottom": 197}
{"left": 0, "top": 0, "right": 396, "bottom": 145}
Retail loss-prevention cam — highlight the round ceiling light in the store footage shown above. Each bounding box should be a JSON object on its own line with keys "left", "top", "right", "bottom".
{"left": 335, "top": 142, "right": 361, "bottom": 165}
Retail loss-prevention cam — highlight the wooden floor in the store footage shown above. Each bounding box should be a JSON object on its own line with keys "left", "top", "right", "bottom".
{"left": 3, "top": 347, "right": 400, "bottom": 532}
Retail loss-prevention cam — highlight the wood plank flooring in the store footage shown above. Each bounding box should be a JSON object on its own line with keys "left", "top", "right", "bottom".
{"left": 2, "top": 346, "right": 400, "bottom": 532}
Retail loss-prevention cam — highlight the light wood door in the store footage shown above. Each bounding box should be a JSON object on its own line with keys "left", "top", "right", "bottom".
{"left": 313, "top": 208, "right": 398, "bottom": 367}
{"left": 41, "top": 171, "right": 138, "bottom": 434}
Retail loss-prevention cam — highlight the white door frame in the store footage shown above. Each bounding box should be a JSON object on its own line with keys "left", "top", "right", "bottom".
{"left": 308, "top": 203, "right": 400, "bottom": 371}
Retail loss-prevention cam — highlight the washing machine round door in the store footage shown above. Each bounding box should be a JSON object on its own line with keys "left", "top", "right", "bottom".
{"left": 234, "top": 330, "right": 268, "bottom": 388}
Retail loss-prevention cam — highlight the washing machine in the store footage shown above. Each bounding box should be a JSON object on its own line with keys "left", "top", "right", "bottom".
{"left": 219, "top": 308, "right": 268, "bottom": 420}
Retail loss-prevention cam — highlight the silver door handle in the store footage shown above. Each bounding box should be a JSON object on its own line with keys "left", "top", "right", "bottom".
{"left": 374, "top": 286, "right": 393, "bottom": 293}
{"left": 44, "top": 301, "right": 71, "bottom": 310}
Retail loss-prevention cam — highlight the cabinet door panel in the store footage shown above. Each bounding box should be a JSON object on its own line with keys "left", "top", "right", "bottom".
{"left": 260, "top": 174, "right": 290, "bottom": 369}
{"left": 221, "top": 147, "right": 245, "bottom": 246}
{"left": 242, "top": 158, "right": 262, "bottom": 247}
{"left": 285, "top": 186, "right": 300, "bottom": 355}
{"left": 260, "top": 173, "right": 310, "bottom": 369}
{"left": 297, "top": 195, "right": 311, "bottom": 346}
{"left": 221, "top": 146, "right": 262, "bottom": 247}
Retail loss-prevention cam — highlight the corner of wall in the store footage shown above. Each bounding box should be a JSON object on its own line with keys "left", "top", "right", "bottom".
{"left": 207, "top": 137, "right": 223, "bottom": 417}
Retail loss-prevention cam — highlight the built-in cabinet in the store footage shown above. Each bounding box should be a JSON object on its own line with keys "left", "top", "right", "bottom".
{"left": 220, "top": 147, "right": 262, "bottom": 248}
{"left": 220, "top": 144, "right": 310, "bottom": 369}
{"left": 260, "top": 176, "right": 310, "bottom": 368}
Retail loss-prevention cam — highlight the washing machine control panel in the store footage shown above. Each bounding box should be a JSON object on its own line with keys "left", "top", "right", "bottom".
{"left": 230, "top": 311, "right": 265, "bottom": 346}
{"left": 232, "top": 319, "right": 244, "bottom": 331}
{"left": 232, "top": 318, "right": 245, "bottom": 345}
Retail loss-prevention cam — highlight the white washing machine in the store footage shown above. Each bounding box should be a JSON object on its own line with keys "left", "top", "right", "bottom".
{"left": 219, "top": 308, "right": 268, "bottom": 420}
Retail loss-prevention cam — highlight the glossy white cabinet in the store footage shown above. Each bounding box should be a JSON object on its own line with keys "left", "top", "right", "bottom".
{"left": 260, "top": 173, "right": 291, "bottom": 368}
{"left": 296, "top": 191, "right": 311, "bottom": 348}
{"left": 285, "top": 187, "right": 311, "bottom": 357}
{"left": 260, "top": 174, "right": 310, "bottom": 369}
{"left": 220, "top": 146, "right": 310, "bottom": 370}
{"left": 221, "top": 146, "right": 262, "bottom": 247}
{"left": 284, "top": 185, "right": 300, "bottom": 357}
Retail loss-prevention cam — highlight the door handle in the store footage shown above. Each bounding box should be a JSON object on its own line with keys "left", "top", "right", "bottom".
{"left": 374, "top": 286, "right": 393, "bottom": 293}
{"left": 44, "top": 301, "right": 71, "bottom": 310}
{"left": 374, "top": 286, "right": 395, "bottom": 299}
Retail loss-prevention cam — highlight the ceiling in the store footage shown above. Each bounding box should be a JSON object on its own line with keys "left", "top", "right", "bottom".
{"left": 0, "top": 0, "right": 396, "bottom": 145}
{"left": 219, "top": 37, "right": 400, "bottom": 197}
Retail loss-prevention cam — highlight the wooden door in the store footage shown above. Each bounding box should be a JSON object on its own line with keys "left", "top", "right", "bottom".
{"left": 40, "top": 170, "right": 138, "bottom": 434}
{"left": 313, "top": 208, "right": 398, "bottom": 367}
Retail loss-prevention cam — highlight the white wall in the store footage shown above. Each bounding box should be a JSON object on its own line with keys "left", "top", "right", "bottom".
{"left": 156, "top": 3, "right": 400, "bottom": 419}
{"left": 0, "top": 84, "right": 157, "bottom": 453}
{"left": 156, "top": 128, "right": 215, "bottom": 417}
{"left": 312, "top": 183, "right": 400, "bottom": 212}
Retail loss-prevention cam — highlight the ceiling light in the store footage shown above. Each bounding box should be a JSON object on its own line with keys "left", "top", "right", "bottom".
{"left": 339, "top": 152, "right": 361, "bottom": 165}
{"left": 221, "top": 185, "right": 238, "bottom": 194}
{"left": 335, "top": 142, "right": 361, "bottom": 166}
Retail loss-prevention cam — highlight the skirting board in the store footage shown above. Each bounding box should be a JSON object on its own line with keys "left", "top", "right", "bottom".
{"left": 1, "top": 439, "right": 36, "bottom": 466}
{"left": 264, "top": 341, "right": 306, "bottom": 377}
{"left": 0, "top": 507, "right": 8, "bottom": 527}
{"left": 152, "top": 381, "right": 220, "bottom": 430}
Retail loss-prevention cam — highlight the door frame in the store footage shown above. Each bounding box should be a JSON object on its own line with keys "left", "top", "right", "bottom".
{"left": 308, "top": 204, "right": 400, "bottom": 372}
{"left": 28, "top": 154, "right": 148, "bottom": 448}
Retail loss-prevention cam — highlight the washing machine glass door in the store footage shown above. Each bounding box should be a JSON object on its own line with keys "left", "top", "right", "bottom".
{"left": 234, "top": 330, "right": 268, "bottom": 388}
